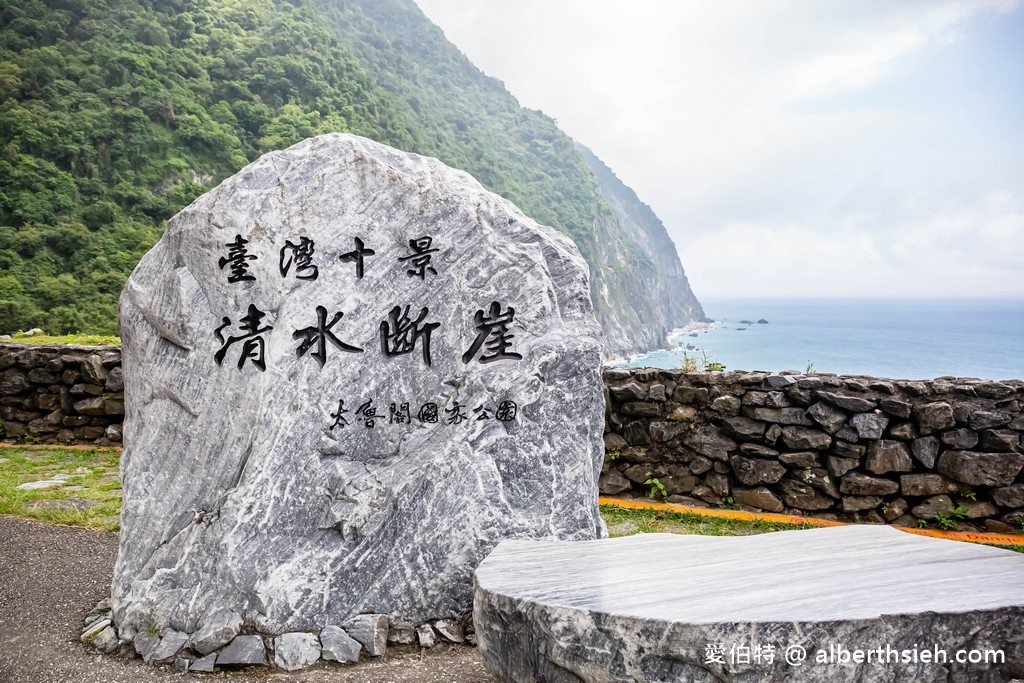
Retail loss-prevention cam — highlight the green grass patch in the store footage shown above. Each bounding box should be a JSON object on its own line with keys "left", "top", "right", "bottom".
{"left": 600, "top": 502, "right": 814, "bottom": 537}
{"left": 0, "top": 446, "right": 121, "bottom": 531}
{"left": 2, "top": 333, "right": 121, "bottom": 346}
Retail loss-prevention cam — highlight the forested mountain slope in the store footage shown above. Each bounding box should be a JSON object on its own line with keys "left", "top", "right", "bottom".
{"left": 0, "top": 0, "right": 704, "bottom": 354}
{"left": 576, "top": 143, "right": 705, "bottom": 349}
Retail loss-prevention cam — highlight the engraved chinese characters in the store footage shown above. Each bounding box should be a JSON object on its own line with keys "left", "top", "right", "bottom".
{"left": 213, "top": 228, "right": 523, "bottom": 420}
{"left": 114, "top": 134, "right": 605, "bottom": 639}
{"left": 218, "top": 234, "right": 256, "bottom": 283}
{"left": 215, "top": 233, "right": 520, "bottom": 374}
{"left": 293, "top": 306, "right": 361, "bottom": 367}
{"left": 326, "top": 397, "right": 517, "bottom": 430}
{"left": 338, "top": 236, "right": 374, "bottom": 279}
{"left": 279, "top": 237, "right": 318, "bottom": 280}
{"left": 463, "top": 301, "right": 523, "bottom": 364}
{"left": 379, "top": 305, "right": 440, "bottom": 367}
{"left": 214, "top": 304, "right": 272, "bottom": 370}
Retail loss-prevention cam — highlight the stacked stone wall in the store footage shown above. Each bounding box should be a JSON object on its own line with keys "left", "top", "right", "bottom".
{"left": 602, "top": 368, "right": 1024, "bottom": 534}
{"left": 4, "top": 343, "right": 1023, "bottom": 533}
{"left": 0, "top": 343, "right": 123, "bottom": 445}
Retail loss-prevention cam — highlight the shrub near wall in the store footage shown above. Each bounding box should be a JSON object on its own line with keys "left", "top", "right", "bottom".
{"left": 602, "top": 368, "right": 1024, "bottom": 534}
{"left": 0, "top": 343, "right": 123, "bottom": 445}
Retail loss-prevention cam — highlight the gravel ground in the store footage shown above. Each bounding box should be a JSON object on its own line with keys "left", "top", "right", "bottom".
{"left": 0, "top": 516, "right": 498, "bottom": 683}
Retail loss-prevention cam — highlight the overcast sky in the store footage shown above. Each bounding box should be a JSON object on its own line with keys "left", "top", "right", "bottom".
{"left": 414, "top": 0, "right": 1024, "bottom": 300}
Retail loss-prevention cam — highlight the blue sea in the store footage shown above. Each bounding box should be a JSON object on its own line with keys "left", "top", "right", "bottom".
{"left": 616, "top": 298, "right": 1024, "bottom": 381}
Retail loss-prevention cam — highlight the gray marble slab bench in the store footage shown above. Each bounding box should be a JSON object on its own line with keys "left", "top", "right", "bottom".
{"left": 473, "top": 525, "right": 1024, "bottom": 682}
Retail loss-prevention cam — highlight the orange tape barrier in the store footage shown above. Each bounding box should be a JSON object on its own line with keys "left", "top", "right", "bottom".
{"left": 599, "top": 496, "right": 1024, "bottom": 547}
{"left": 896, "top": 526, "right": 1024, "bottom": 546}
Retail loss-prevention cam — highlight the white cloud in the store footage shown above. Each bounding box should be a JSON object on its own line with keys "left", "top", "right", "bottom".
{"left": 681, "top": 190, "right": 1024, "bottom": 298}
{"left": 414, "top": 0, "right": 1024, "bottom": 298}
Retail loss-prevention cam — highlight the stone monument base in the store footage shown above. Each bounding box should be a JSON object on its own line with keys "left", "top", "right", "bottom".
{"left": 473, "top": 526, "right": 1024, "bottom": 682}
{"left": 81, "top": 605, "right": 475, "bottom": 672}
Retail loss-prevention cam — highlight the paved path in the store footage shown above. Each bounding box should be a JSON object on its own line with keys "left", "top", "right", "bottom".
{"left": 0, "top": 516, "right": 497, "bottom": 683}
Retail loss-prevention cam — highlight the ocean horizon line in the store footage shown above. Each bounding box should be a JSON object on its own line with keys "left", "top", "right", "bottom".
{"left": 617, "top": 298, "right": 1023, "bottom": 380}
{"left": 699, "top": 295, "right": 1024, "bottom": 303}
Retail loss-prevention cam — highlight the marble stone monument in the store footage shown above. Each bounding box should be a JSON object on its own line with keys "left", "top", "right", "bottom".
{"left": 474, "top": 525, "right": 1024, "bottom": 682}
{"left": 112, "top": 133, "right": 605, "bottom": 644}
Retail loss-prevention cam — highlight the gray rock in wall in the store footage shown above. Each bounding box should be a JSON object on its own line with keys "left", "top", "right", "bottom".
{"left": 387, "top": 621, "right": 416, "bottom": 644}
{"left": 218, "top": 635, "right": 266, "bottom": 666}
{"left": 980, "top": 429, "right": 1020, "bottom": 452}
{"left": 729, "top": 455, "right": 785, "bottom": 485}
{"left": 826, "top": 455, "right": 859, "bottom": 478}
{"left": 912, "top": 495, "right": 955, "bottom": 520}
{"left": 740, "top": 444, "right": 778, "bottom": 459}
{"left": 683, "top": 426, "right": 737, "bottom": 460}
{"left": 0, "top": 368, "right": 30, "bottom": 395}
{"left": 777, "top": 479, "right": 833, "bottom": 510}
{"left": 831, "top": 440, "right": 865, "bottom": 461}
{"left": 842, "top": 495, "right": 882, "bottom": 512}
{"left": 343, "top": 614, "right": 388, "bottom": 657}
{"left": 887, "top": 422, "right": 917, "bottom": 440}
{"left": 865, "top": 440, "right": 913, "bottom": 474}
{"left": 960, "top": 500, "right": 998, "bottom": 519}
{"left": 941, "top": 427, "right": 979, "bottom": 449}
{"left": 781, "top": 426, "right": 831, "bottom": 450}
{"left": 320, "top": 625, "right": 361, "bottom": 663}
{"left": 976, "top": 382, "right": 1016, "bottom": 399}
{"left": 272, "top": 632, "right": 321, "bottom": 671}
{"left": 778, "top": 451, "right": 819, "bottom": 468}
{"left": 850, "top": 412, "right": 888, "bottom": 440}
{"left": 899, "top": 474, "right": 958, "bottom": 497}
{"left": 937, "top": 451, "right": 1024, "bottom": 487}
{"left": 816, "top": 391, "right": 876, "bottom": 412}
{"left": 190, "top": 653, "right": 217, "bottom": 673}
{"left": 148, "top": 630, "right": 188, "bottom": 664}
{"left": 112, "top": 134, "right": 605, "bottom": 638}
{"left": 878, "top": 397, "right": 912, "bottom": 418}
{"left": 969, "top": 410, "right": 1012, "bottom": 430}
{"left": 994, "top": 485, "right": 1024, "bottom": 508}
{"left": 598, "top": 470, "right": 631, "bottom": 495}
{"left": 806, "top": 401, "right": 847, "bottom": 433}
{"left": 191, "top": 608, "right": 241, "bottom": 655}
{"left": 732, "top": 486, "right": 784, "bottom": 512}
{"left": 80, "top": 355, "right": 108, "bottom": 384}
{"left": 720, "top": 416, "right": 764, "bottom": 441}
{"left": 915, "top": 401, "right": 956, "bottom": 435}
{"left": 911, "top": 436, "right": 940, "bottom": 469}
{"left": 416, "top": 623, "right": 436, "bottom": 648}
